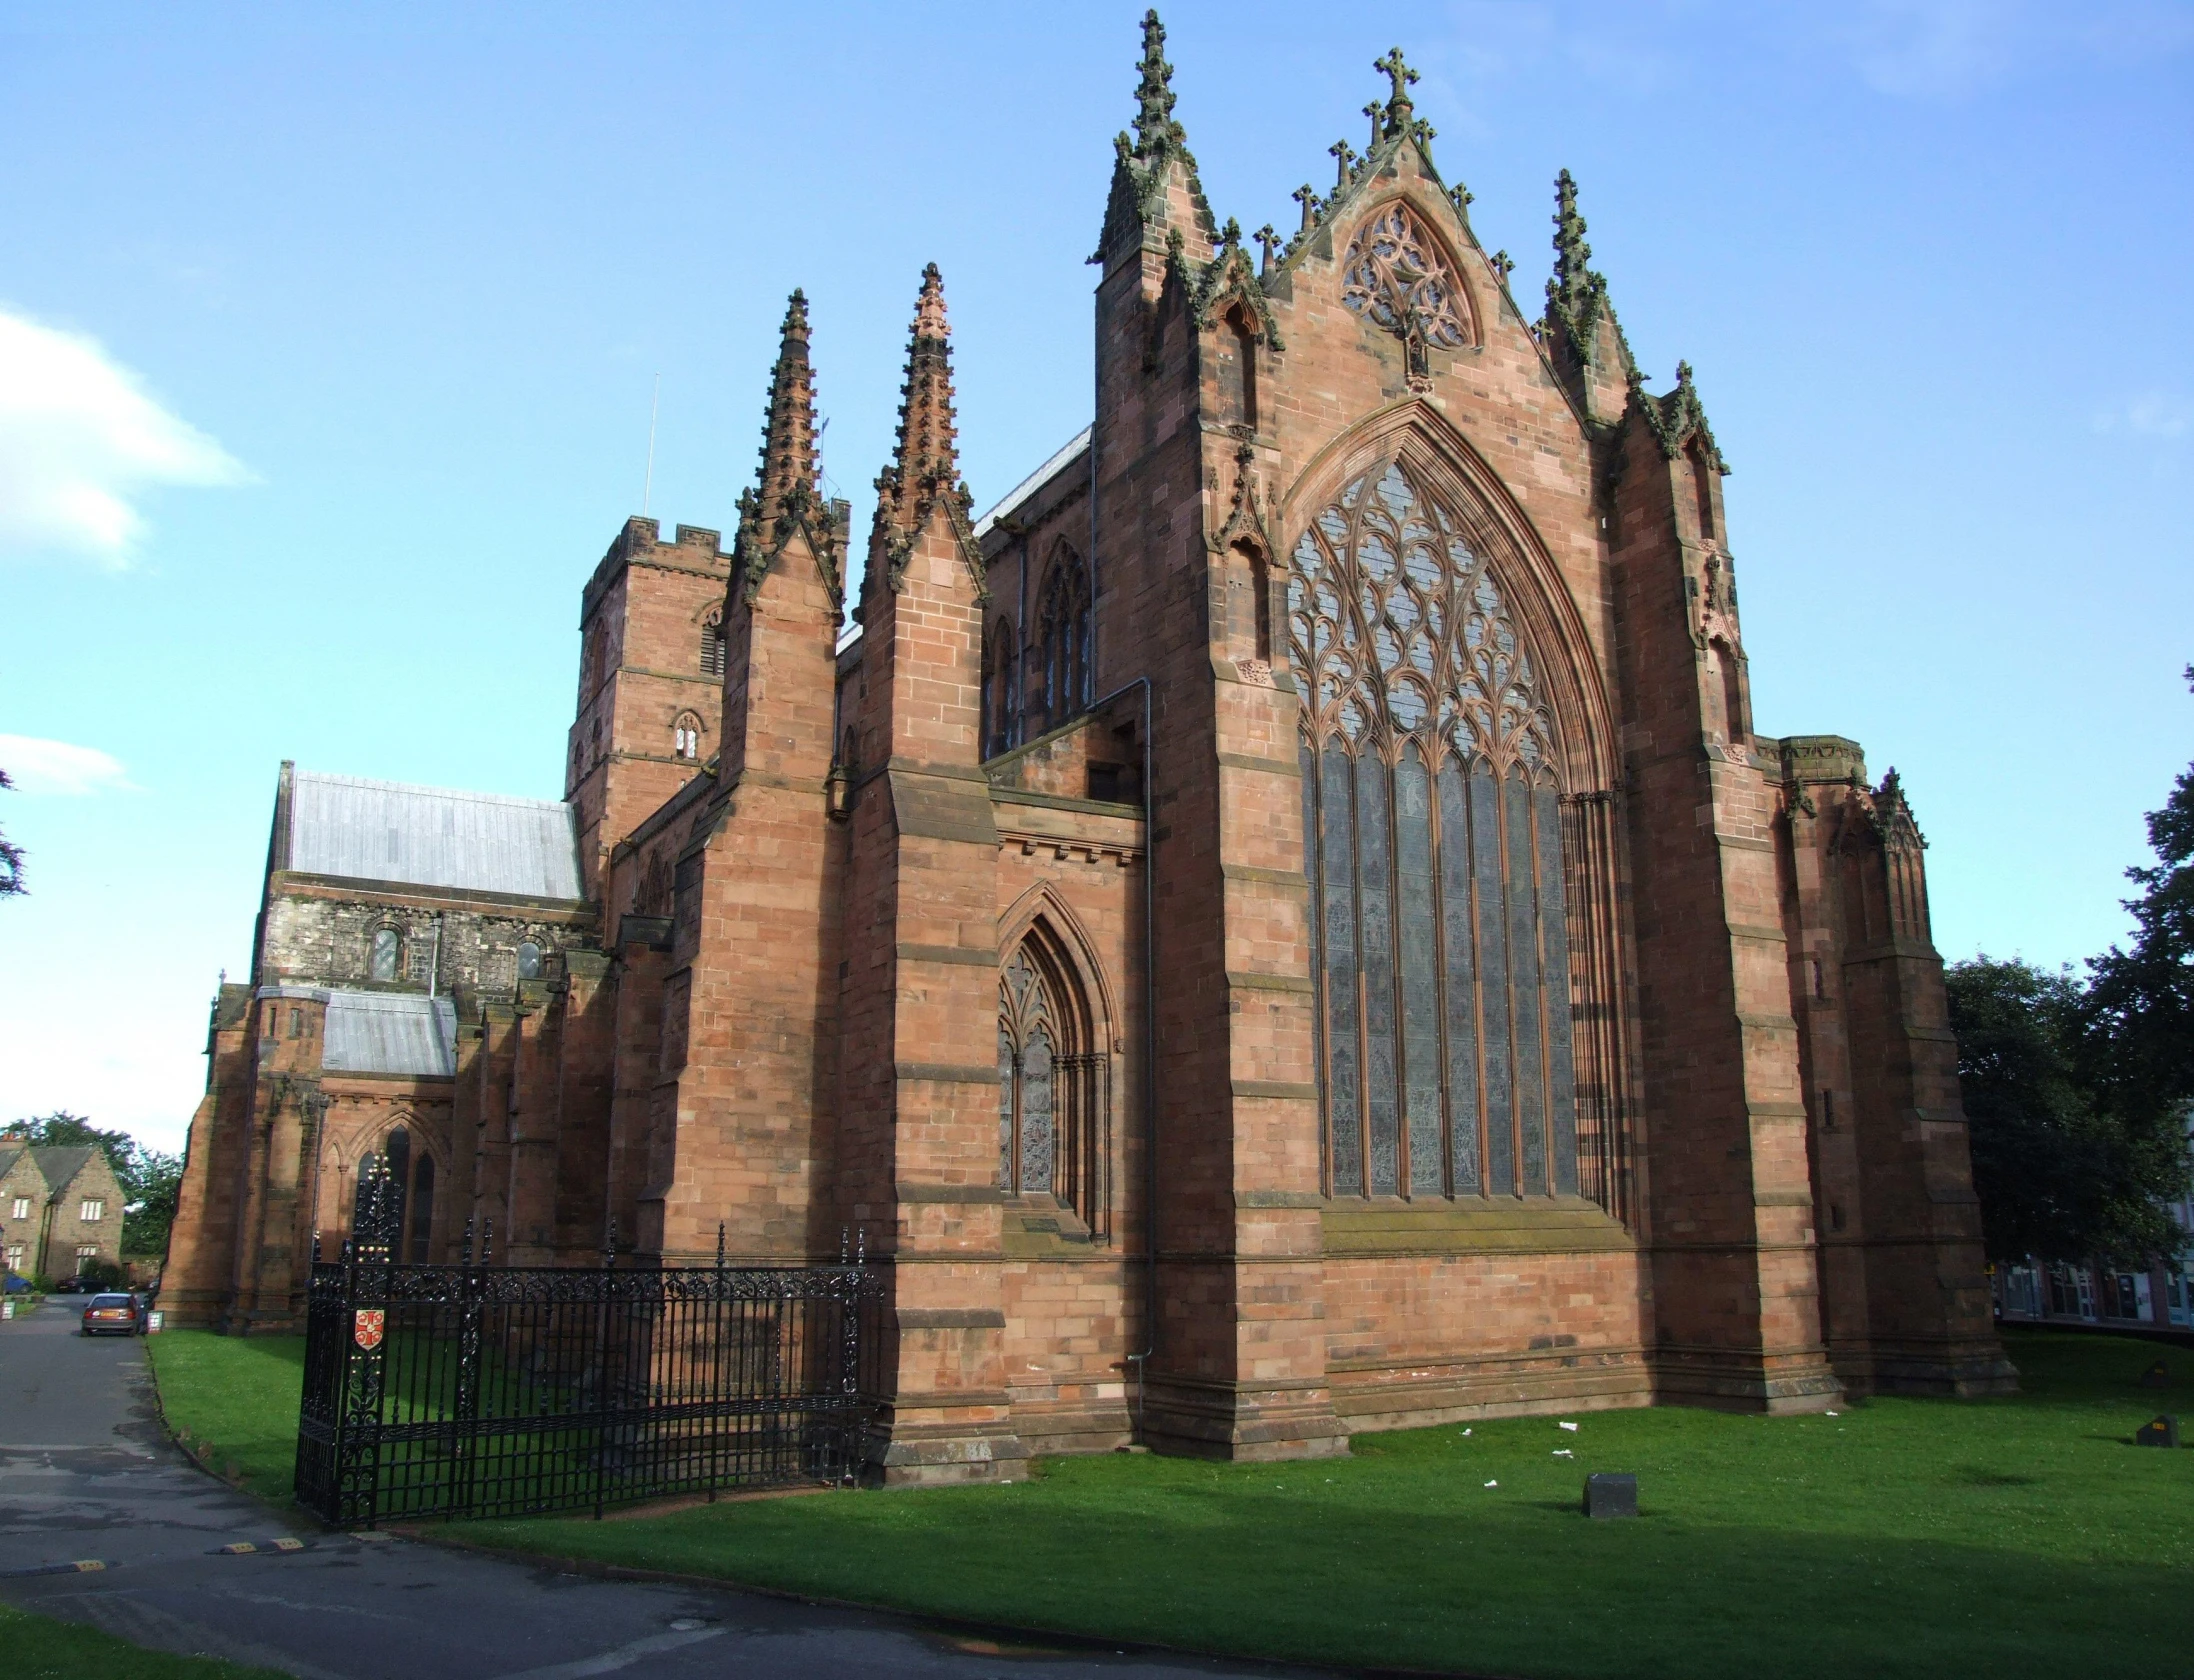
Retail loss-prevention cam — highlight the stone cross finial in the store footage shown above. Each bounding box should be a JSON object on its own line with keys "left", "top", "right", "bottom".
{"left": 1292, "top": 183, "right": 1320, "bottom": 231}
{"left": 1374, "top": 47, "right": 1418, "bottom": 133}
{"left": 1253, "top": 224, "right": 1279, "bottom": 274}
{"left": 1492, "top": 249, "right": 1515, "bottom": 284}
{"left": 1329, "top": 138, "right": 1356, "bottom": 189}
{"left": 1363, "top": 102, "right": 1382, "bottom": 152}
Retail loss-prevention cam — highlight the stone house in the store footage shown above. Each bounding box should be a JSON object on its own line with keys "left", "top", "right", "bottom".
{"left": 0, "top": 1139, "right": 127, "bottom": 1283}
{"left": 166, "top": 15, "right": 2011, "bottom": 1476}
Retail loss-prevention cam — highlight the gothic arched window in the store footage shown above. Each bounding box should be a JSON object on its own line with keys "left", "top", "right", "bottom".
{"left": 997, "top": 927, "right": 1109, "bottom": 1238}
{"left": 369, "top": 926, "right": 401, "bottom": 982}
{"left": 671, "top": 710, "right": 704, "bottom": 762}
{"left": 699, "top": 608, "right": 726, "bottom": 680}
{"left": 1291, "top": 456, "right": 1578, "bottom": 1201}
{"left": 353, "top": 1123, "right": 436, "bottom": 1263}
{"left": 981, "top": 615, "right": 1017, "bottom": 758}
{"left": 1036, "top": 546, "right": 1092, "bottom": 732}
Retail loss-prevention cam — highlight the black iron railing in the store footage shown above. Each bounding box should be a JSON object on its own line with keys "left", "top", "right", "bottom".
{"left": 295, "top": 1169, "right": 881, "bottom": 1527}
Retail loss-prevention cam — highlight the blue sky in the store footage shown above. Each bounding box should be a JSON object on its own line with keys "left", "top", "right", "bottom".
{"left": 2, "top": 1, "right": 2189, "bottom": 1151}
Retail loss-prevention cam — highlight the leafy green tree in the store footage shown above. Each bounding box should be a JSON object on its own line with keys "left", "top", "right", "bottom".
{"left": 9, "top": 1112, "right": 184, "bottom": 1260}
{"left": 1943, "top": 957, "right": 2177, "bottom": 1264}
{"left": 2080, "top": 664, "right": 2194, "bottom": 1141}
{"left": 1948, "top": 673, "right": 2193, "bottom": 1268}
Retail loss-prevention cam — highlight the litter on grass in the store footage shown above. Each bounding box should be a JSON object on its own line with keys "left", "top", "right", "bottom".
{"left": 1460, "top": 1427, "right": 1472, "bottom": 1435}
{"left": 1484, "top": 1480, "right": 1499, "bottom": 1488}
{"left": 1825, "top": 1410, "right": 1839, "bottom": 1417}
{"left": 1558, "top": 1420, "right": 1579, "bottom": 1432}
{"left": 1553, "top": 1449, "right": 1574, "bottom": 1457}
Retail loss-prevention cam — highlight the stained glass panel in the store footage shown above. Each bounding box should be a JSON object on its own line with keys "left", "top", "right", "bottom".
{"left": 1289, "top": 453, "right": 1580, "bottom": 1204}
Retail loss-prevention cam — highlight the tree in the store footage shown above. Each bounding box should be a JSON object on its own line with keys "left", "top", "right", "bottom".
{"left": 0, "top": 767, "right": 23, "bottom": 898}
{"left": 9, "top": 1112, "right": 185, "bottom": 1260}
{"left": 1943, "top": 957, "right": 2178, "bottom": 1265}
{"left": 2080, "top": 664, "right": 2194, "bottom": 1140}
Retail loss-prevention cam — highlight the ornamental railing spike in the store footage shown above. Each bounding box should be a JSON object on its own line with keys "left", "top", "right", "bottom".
{"left": 717, "top": 1221, "right": 728, "bottom": 1270}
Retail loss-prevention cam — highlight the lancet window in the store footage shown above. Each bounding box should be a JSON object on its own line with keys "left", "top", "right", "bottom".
{"left": 1341, "top": 205, "right": 1472, "bottom": 378}
{"left": 1035, "top": 546, "right": 1092, "bottom": 732}
{"left": 354, "top": 1123, "right": 435, "bottom": 1264}
{"left": 982, "top": 615, "right": 1017, "bottom": 758}
{"left": 996, "top": 926, "right": 1109, "bottom": 1237}
{"left": 1291, "top": 458, "right": 1578, "bottom": 1200}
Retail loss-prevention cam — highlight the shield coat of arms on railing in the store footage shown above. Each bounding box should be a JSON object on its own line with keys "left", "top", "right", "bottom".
{"left": 351, "top": 1309, "right": 385, "bottom": 1351}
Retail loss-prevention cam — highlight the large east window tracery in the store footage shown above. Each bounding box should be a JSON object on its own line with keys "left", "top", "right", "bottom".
{"left": 1291, "top": 458, "right": 1579, "bottom": 1200}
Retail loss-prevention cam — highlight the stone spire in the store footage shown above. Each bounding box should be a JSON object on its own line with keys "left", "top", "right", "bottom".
{"left": 755, "top": 289, "right": 819, "bottom": 527}
{"left": 734, "top": 288, "right": 841, "bottom": 611}
{"left": 1545, "top": 170, "right": 1608, "bottom": 364}
{"left": 868, "top": 266, "right": 975, "bottom": 596}
{"left": 1132, "top": 9, "right": 1180, "bottom": 157}
{"left": 1096, "top": 10, "right": 1218, "bottom": 265}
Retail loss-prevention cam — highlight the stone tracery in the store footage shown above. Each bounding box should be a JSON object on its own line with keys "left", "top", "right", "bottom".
{"left": 1291, "top": 454, "right": 1577, "bottom": 1202}
{"left": 1340, "top": 205, "right": 1473, "bottom": 361}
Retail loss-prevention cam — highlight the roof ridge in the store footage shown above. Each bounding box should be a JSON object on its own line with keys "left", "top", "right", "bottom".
{"left": 290, "top": 769, "right": 573, "bottom": 812}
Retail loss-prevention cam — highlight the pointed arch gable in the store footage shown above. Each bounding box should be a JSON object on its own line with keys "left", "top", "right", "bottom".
{"left": 1281, "top": 398, "right": 1616, "bottom": 795}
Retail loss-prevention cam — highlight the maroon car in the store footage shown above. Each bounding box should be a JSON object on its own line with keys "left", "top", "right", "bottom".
{"left": 80, "top": 1293, "right": 138, "bottom": 1336}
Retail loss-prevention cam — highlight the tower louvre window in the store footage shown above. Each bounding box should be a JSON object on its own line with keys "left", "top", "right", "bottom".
{"left": 699, "top": 610, "right": 726, "bottom": 679}
{"left": 1291, "top": 457, "right": 1577, "bottom": 1200}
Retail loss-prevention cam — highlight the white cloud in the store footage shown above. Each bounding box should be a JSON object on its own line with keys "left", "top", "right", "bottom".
{"left": 0, "top": 307, "right": 251, "bottom": 566}
{"left": 1833, "top": 0, "right": 2194, "bottom": 99}
{"left": 0, "top": 735, "right": 134, "bottom": 796}
{"left": 2092, "top": 393, "right": 2193, "bottom": 439}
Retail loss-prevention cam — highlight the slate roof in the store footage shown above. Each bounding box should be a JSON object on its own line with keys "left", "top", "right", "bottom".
{"left": 284, "top": 770, "right": 582, "bottom": 902}
{"left": 973, "top": 427, "right": 1091, "bottom": 541}
{"left": 0, "top": 1146, "right": 104, "bottom": 1199}
{"left": 321, "top": 990, "right": 460, "bottom": 1078}
{"left": 31, "top": 1147, "right": 96, "bottom": 1193}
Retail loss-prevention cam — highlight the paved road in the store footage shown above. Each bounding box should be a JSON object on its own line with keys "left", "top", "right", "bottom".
{"left": 0, "top": 1301, "right": 1304, "bottom": 1680}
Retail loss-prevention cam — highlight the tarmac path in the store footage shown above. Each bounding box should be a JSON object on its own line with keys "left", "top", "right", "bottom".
{"left": 0, "top": 1301, "right": 1306, "bottom": 1680}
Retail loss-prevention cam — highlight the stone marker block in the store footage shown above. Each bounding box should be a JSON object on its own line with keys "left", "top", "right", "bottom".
{"left": 2134, "top": 1414, "right": 2179, "bottom": 1448}
{"left": 2137, "top": 1359, "right": 2170, "bottom": 1390}
{"left": 1583, "top": 1472, "right": 1638, "bottom": 1518}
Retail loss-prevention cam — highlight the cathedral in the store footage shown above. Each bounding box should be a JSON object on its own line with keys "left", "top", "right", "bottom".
{"left": 165, "top": 14, "right": 2013, "bottom": 1480}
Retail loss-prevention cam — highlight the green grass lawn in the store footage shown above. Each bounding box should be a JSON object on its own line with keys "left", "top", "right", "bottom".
{"left": 145, "top": 1331, "right": 305, "bottom": 1501}
{"left": 0, "top": 1604, "right": 289, "bottom": 1680}
{"left": 152, "top": 1327, "right": 2194, "bottom": 1680}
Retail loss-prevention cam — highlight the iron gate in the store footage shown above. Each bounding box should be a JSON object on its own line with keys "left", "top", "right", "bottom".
{"left": 295, "top": 1172, "right": 881, "bottom": 1527}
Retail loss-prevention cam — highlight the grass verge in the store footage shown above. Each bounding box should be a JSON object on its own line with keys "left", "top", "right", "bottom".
{"left": 151, "top": 1327, "right": 2194, "bottom": 1679}
{"left": 0, "top": 1602, "right": 289, "bottom": 1679}
{"left": 144, "top": 1331, "right": 304, "bottom": 1501}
